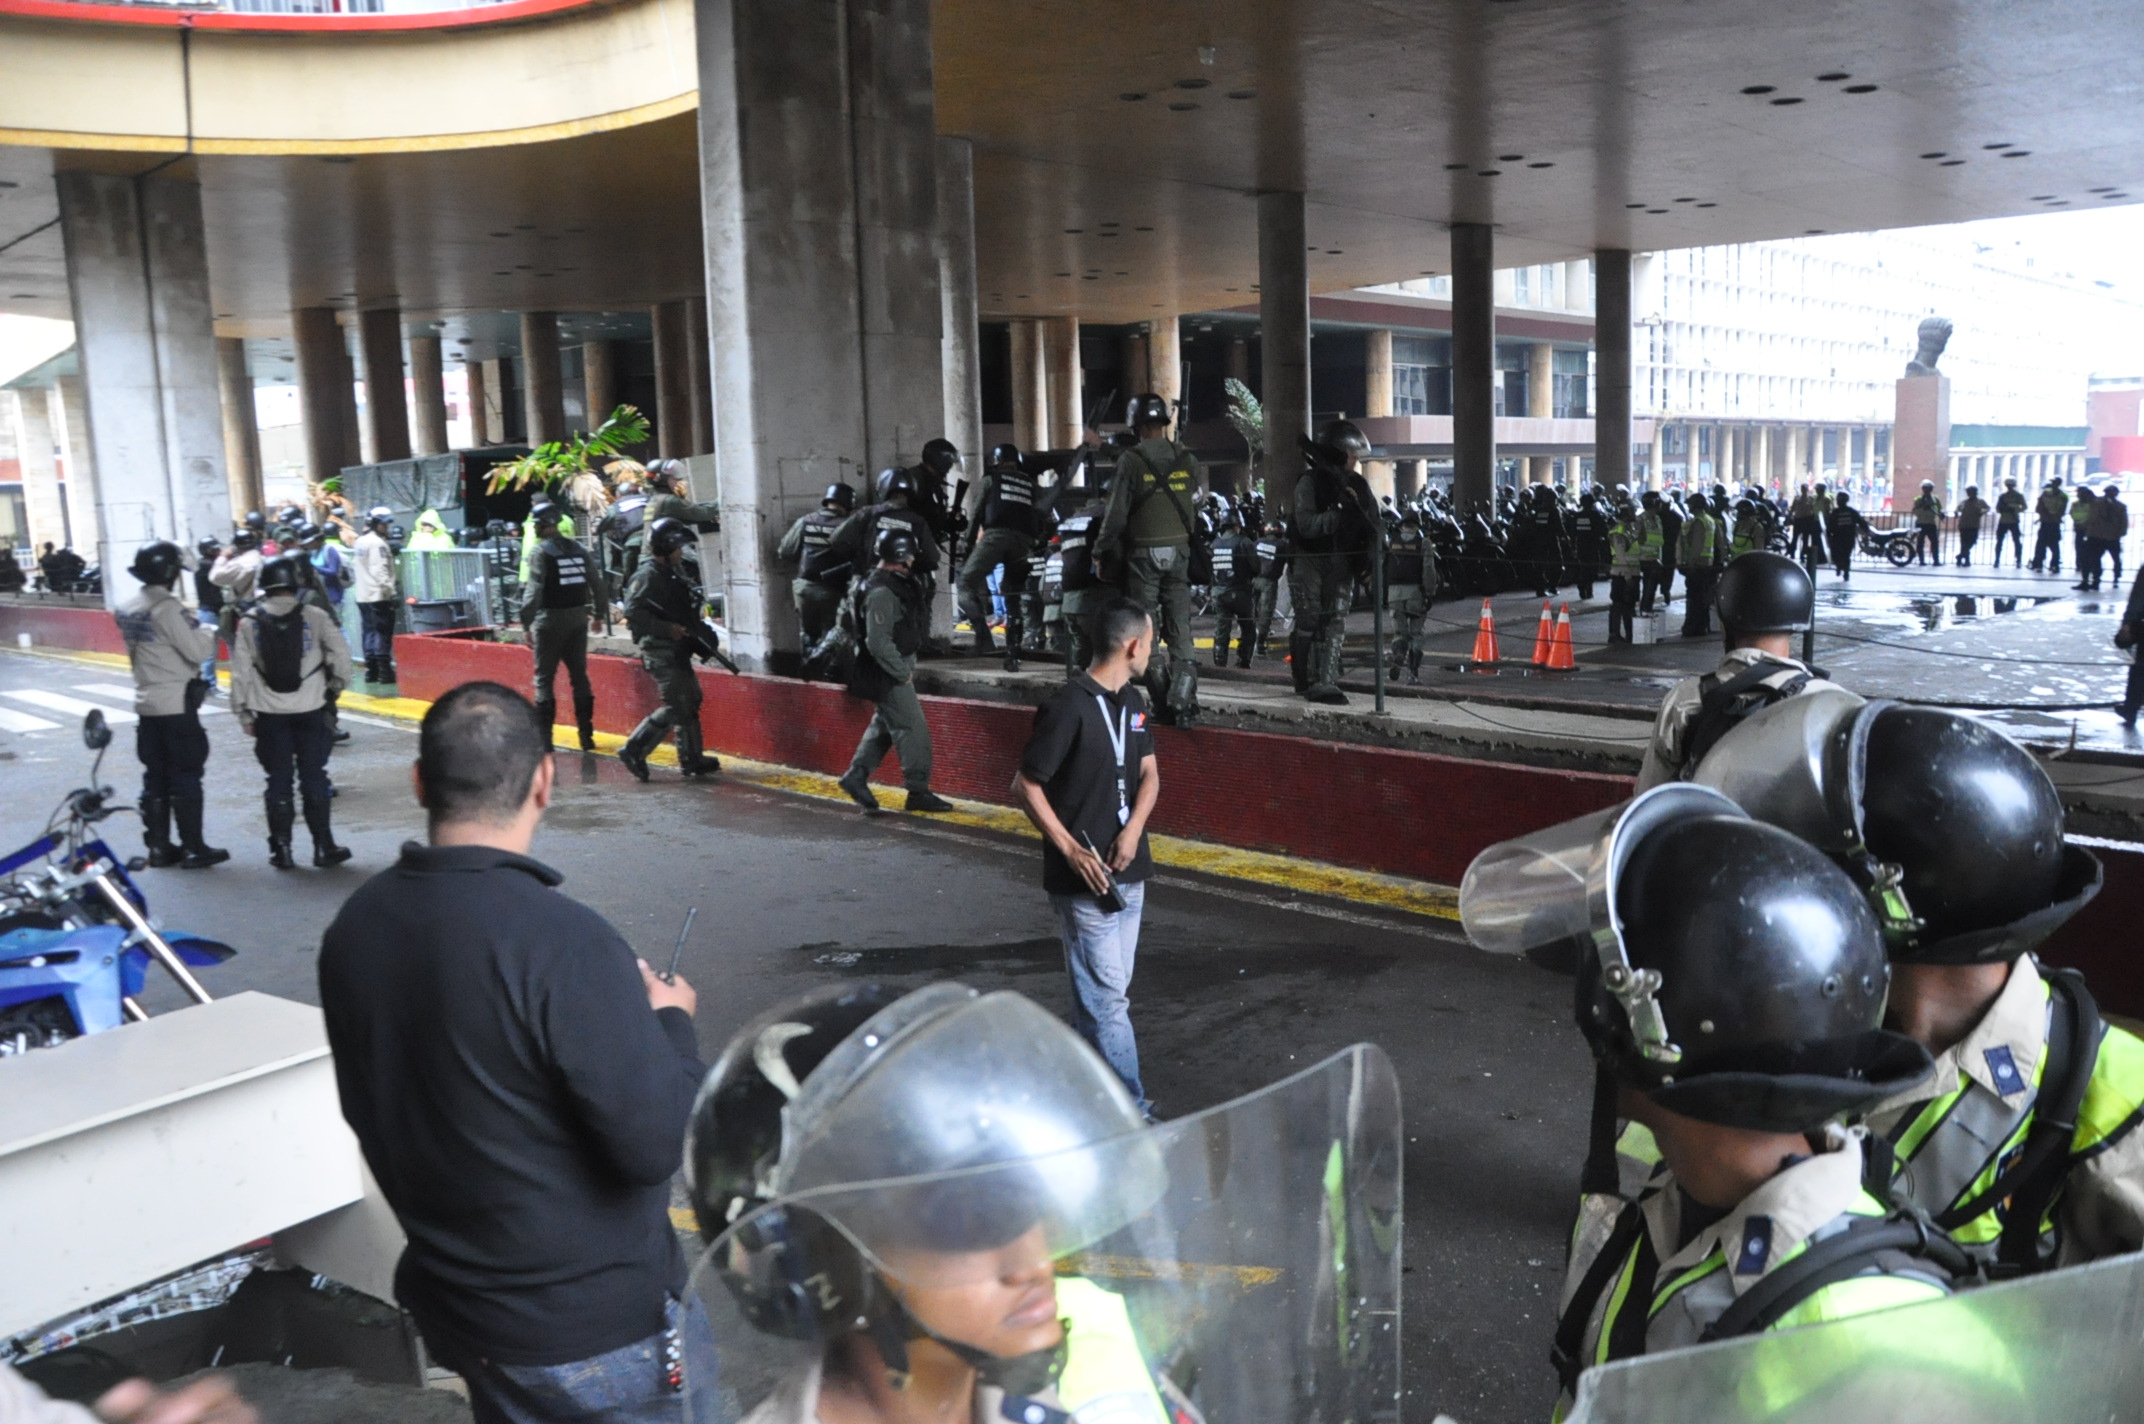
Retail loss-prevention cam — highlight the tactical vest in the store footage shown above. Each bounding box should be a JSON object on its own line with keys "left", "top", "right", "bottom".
{"left": 1057, "top": 511, "right": 1100, "bottom": 591}
{"left": 1294, "top": 463, "right": 1366, "bottom": 556}
{"left": 796, "top": 510, "right": 849, "bottom": 586}
{"left": 981, "top": 467, "right": 1042, "bottom": 537}
{"left": 1122, "top": 443, "right": 1199, "bottom": 548}
{"left": 1385, "top": 531, "right": 1427, "bottom": 586}
{"left": 1254, "top": 537, "right": 1286, "bottom": 580}
{"left": 535, "top": 536, "right": 593, "bottom": 609}
{"left": 1570, "top": 509, "right": 1604, "bottom": 551}
{"left": 1210, "top": 540, "right": 1235, "bottom": 585}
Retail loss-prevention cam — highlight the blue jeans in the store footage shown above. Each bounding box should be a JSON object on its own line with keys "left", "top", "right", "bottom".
{"left": 1051, "top": 879, "right": 1148, "bottom": 1109}
{"left": 432, "top": 1294, "right": 719, "bottom": 1424}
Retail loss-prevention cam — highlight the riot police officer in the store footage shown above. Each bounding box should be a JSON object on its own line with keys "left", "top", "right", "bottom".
{"left": 619, "top": 518, "right": 717, "bottom": 781}
{"left": 1250, "top": 517, "right": 1290, "bottom": 661}
{"left": 837, "top": 528, "right": 952, "bottom": 813}
{"left": 117, "top": 541, "right": 229, "bottom": 869}
{"left": 1825, "top": 491, "right": 1871, "bottom": 580}
{"left": 521, "top": 501, "right": 602, "bottom": 750}
{"left": 1096, "top": 393, "right": 1203, "bottom": 723}
{"left": 910, "top": 436, "right": 965, "bottom": 548}
{"left": 1568, "top": 488, "right": 1608, "bottom": 600}
{"left": 1290, "top": 420, "right": 1378, "bottom": 705}
{"left": 230, "top": 555, "right": 353, "bottom": 869}
{"left": 1383, "top": 506, "right": 1437, "bottom": 682}
{"left": 1208, "top": 508, "right": 1260, "bottom": 669}
{"left": 828, "top": 466, "right": 943, "bottom": 589}
{"left": 1052, "top": 481, "right": 1108, "bottom": 670}
{"left": 776, "top": 482, "right": 857, "bottom": 655}
{"left": 642, "top": 459, "right": 721, "bottom": 535}
{"left": 1636, "top": 551, "right": 1841, "bottom": 789}
{"left": 957, "top": 443, "right": 1052, "bottom": 669}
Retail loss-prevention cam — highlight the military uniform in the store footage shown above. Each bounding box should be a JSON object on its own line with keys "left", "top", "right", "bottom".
{"left": 1635, "top": 503, "right": 1667, "bottom": 613}
{"left": 958, "top": 463, "right": 1048, "bottom": 655}
{"left": 1955, "top": 493, "right": 1990, "bottom": 565}
{"left": 1022, "top": 544, "right": 1053, "bottom": 655}
{"left": 1382, "top": 521, "right": 1436, "bottom": 680}
{"left": 2032, "top": 484, "right": 2069, "bottom": 572}
{"left": 843, "top": 565, "right": 934, "bottom": 797}
{"left": 1994, "top": 485, "right": 2028, "bottom": 566}
{"left": 1635, "top": 647, "right": 1842, "bottom": 790}
{"left": 521, "top": 533, "right": 602, "bottom": 748}
{"left": 1289, "top": 455, "right": 1375, "bottom": 698}
{"left": 828, "top": 501, "right": 941, "bottom": 582}
{"left": 621, "top": 557, "right": 713, "bottom": 776}
{"left": 1676, "top": 509, "right": 1724, "bottom": 638}
{"left": 1097, "top": 437, "right": 1203, "bottom": 717}
{"left": 776, "top": 506, "right": 852, "bottom": 650}
{"left": 1606, "top": 515, "right": 1641, "bottom": 643}
{"left": 1208, "top": 528, "right": 1260, "bottom": 668}
{"left": 1251, "top": 528, "right": 1289, "bottom": 658}
{"left": 1568, "top": 500, "right": 1607, "bottom": 599}
{"left": 1912, "top": 489, "right": 1944, "bottom": 564}
{"left": 1824, "top": 501, "right": 1870, "bottom": 579}
{"left": 1053, "top": 501, "right": 1105, "bottom": 668}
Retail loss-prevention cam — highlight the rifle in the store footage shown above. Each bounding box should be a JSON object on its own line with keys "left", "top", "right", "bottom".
{"left": 946, "top": 476, "right": 972, "bottom": 564}
{"left": 684, "top": 580, "right": 742, "bottom": 673}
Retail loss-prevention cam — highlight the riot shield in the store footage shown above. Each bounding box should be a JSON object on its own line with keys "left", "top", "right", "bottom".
{"left": 683, "top": 1044, "right": 1401, "bottom": 1424}
{"left": 1564, "top": 1248, "right": 2144, "bottom": 1423}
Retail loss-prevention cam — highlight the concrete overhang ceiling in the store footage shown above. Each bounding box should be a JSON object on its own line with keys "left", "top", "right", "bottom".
{"left": 0, "top": 0, "right": 2138, "bottom": 332}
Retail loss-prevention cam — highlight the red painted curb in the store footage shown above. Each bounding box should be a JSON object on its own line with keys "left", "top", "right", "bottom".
{"left": 0, "top": 0, "right": 601, "bottom": 34}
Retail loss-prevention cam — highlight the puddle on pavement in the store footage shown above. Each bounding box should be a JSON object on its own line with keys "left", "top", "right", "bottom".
{"left": 1809, "top": 587, "right": 2077, "bottom": 636}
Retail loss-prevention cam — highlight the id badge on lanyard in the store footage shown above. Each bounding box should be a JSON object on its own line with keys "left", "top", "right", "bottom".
{"left": 1096, "top": 694, "right": 1131, "bottom": 826}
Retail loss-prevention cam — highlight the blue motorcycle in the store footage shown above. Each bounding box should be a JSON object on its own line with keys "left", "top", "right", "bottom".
{"left": 0, "top": 709, "right": 234, "bottom": 1055}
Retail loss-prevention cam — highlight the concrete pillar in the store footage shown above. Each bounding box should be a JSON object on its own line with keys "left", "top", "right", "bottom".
{"left": 1120, "top": 332, "right": 1149, "bottom": 404}
{"left": 1147, "top": 314, "right": 1182, "bottom": 420}
{"left": 356, "top": 308, "right": 411, "bottom": 464}
{"left": 1259, "top": 190, "right": 1310, "bottom": 510}
{"left": 1394, "top": 459, "right": 1420, "bottom": 500}
{"left": 57, "top": 171, "right": 227, "bottom": 603}
{"left": 1364, "top": 328, "right": 1394, "bottom": 419}
{"left": 215, "top": 337, "right": 264, "bottom": 517}
{"left": 686, "top": 295, "right": 714, "bottom": 454}
{"left": 936, "top": 136, "right": 984, "bottom": 478}
{"left": 1045, "top": 315, "right": 1082, "bottom": 449}
{"left": 519, "top": 311, "right": 566, "bottom": 447}
{"left": 464, "top": 362, "right": 491, "bottom": 446}
{"left": 292, "top": 307, "right": 352, "bottom": 483}
{"left": 577, "top": 340, "right": 614, "bottom": 433}
{"left": 481, "top": 359, "right": 509, "bottom": 445}
{"left": 409, "top": 334, "right": 449, "bottom": 455}
{"left": 697, "top": 0, "right": 945, "bottom": 664}
{"left": 651, "top": 300, "right": 691, "bottom": 459}
{"left": 1593, "top": 249, "right": 1632, "bottom": 494}
{"left": 1010, "top": 318, "right": 1046, "bottom": 451}
{"left": 6, "top": 390, "right": 68, "bottom": 552}
{"left": 1450, "top": 223, "right": 1498, "bottom": 505}
{"left": 1526, "top": 341, "right": 1555, "bottom": 484}
{"left": 52, "top": 378, "right": 98, "bottom": 550}
{"left": 1226, "top": 336, "right": 1250, "bottom": 390}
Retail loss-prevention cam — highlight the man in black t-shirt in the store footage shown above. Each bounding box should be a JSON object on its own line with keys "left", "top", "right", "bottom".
{"left": 1013, "top": 597, "right": 1161, "bottom": 1115}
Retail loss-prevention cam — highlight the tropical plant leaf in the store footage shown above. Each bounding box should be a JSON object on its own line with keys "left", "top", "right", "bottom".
{"left": 1224, "top": 378, "right": 1264, "bottom": 474}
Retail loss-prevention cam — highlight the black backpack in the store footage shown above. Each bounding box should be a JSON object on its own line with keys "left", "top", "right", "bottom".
{"left": 252, "top": 607, "right": 309, "bottom": 695}
{"left": 1680, "top": 660, "right": 1812, "bottom": 773}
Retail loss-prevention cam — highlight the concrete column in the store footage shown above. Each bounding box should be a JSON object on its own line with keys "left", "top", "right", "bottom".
{"left": 292, "top": 307, "right": 352, "bottom": 484}
{"left": 651, "top": 300, "right": 690, "bottom": 459}
{"left": 1450, "top": 224, "right": 1498, "bottom": 505}
{"left": 1147, "top": 314, "right": 1181, "bottom": 418}
{"left": 1784, "top": 426, "right": 1804, "bottom": 486}
{"left": 579, "top": 340, "right": 616, "bottom": 432}
{"left": 1120, "top": 333, "right": 1149, "bottom": 403}
{"left": 1045, "top": 316, "right": 1082, "bottom": 448}
{"left": 697, "top": 0, "right": 946, "bottom": 663}
{"left": 519, "top": 311, "right": 566, "bottom": 447}
{"left": 409, "top": 334, "right": 449, "bottom": 455}
{"left": 1364, "top": 328, "right": 1394, "bottom": 419}
{"left": 1010, "top": 318, "right": 1046, "bottom": 450}
{"left": 936, "top": 136, "right": 984, "bottom": 477}
{"left": 215, "top": 337, "right": 264, "bottom": 517}
{"left": 686, "top": 295, "right": 714, "bottom": 454}
{"left": 52, "top": 378, "right": 98, "bottom": 550}
{"left": 1526, "top": 340, "right": 1555, "bottom": 483}
{"left": 356, "top": 308, "right": 411, "bottom": 464}
{"left": 1259, "top": 190, "right": 1310, "bottom": 509}
{"left": 1394, "top": 459, "right": 1420, "bottom": 500}
{"left": 57, "top": 171, "right": 227, "bottom": 602}
{"left": 481, "top": 359, "right": 509, "bottom": 445}
{"left": 6, "top": 390, "right": 67, "bottom": 552}
{"left": 1593, "top": 249, "right": 1632, "bottom": 495}
{"left": 1563, "top": 259, "right": 1592, "bottom": 312}
{"left": 1226, "top": 336, "right": 1250, "bottom": 390}
{"left": 464, "top": 362, "right": 491, "bottom": 446}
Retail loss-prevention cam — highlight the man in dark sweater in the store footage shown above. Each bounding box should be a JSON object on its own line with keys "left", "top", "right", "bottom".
{"left": 319, "top": 681, "right": 712, "bottom": 1424}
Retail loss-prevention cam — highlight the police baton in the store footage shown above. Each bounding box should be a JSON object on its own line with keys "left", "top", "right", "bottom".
{"left": 663, "top": 907, "right": 697, "bottom": 984}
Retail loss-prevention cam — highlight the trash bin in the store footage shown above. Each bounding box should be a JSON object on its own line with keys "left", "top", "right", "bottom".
{"left": 1631, "top": 609, "right": 1664, "bottom": 645}
{"left": 408, "top": 599, "right": 473, "bottom": 633}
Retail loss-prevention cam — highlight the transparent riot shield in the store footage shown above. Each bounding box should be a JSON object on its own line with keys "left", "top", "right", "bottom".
{"left": 683, "top": 1044, "right": 1401, "bottom": 1424}
{"left": 1563, "top": 1248, "right": 2144, "bottom": 1424}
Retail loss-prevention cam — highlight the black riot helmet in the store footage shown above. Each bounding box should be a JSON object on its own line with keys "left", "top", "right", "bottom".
{"left": 920, "top": 438, "right": 960, "bottom": 477}
{"left": 256, "top": 555, "right": 302, "bottom": 596}
{"left": 647, "top": 517, "right": 696, "bottom": 559}
{"left": 196, "top": 536, "right": 222, "bottom": 559}
{"left": 821, "top": 482, "right": 856, "bottom": 513}
{"left": 873, "top": 466, "right": 917, "bottom": 505}
{"left": 1125, "top": 392, "right": 1170, "bottom": 430}
{"left": 242, "top": 510, "right": 267, "bottom": 531}
{"left": 365, "top": 505, "right": 394, "bottom": 530}
{"left": 1714, "top": 550, "right": 1815, "bottom": 634}
{"left": 294, "top": 521, "right": 324, "bottom": 547}
{"left": 529, "top": 501, "right": 563, "bottom": 531}
{"left": 1314, "top": 419, "right": 1371, "bottom": 464}
{"left": 874, "top": 526, "right": 918, "bottom": 567}
{"left": 988, "top": 441, "right": 1022, "bottom": 471}
{"left": 128, "top": 541, "right": 184, "bottom": 589}
{"left": 646, "top": 458, "right": 685, "bottom": 490}
{"left": 230, "top": 528, "right": 260, "bottom": 553}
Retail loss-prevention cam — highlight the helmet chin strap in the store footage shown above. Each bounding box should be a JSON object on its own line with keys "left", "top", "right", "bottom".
{"left": 867, "top": 1288, "right": 1069, "bottom": 1398}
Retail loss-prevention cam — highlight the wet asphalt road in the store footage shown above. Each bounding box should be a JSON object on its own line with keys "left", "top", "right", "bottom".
{"left": 0, "top": 649, "right": 1590, "bottom": 1424}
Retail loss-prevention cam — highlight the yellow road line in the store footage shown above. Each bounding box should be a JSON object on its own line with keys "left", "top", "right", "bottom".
{"left": 6, "top": 646, "right": 1459, "bottom": 923}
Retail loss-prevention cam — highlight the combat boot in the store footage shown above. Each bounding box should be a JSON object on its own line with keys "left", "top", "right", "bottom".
{"left": 532, "top": 698, "right": 558, "bottom": 748}
{"left": 1235, "top": 647, "right": 1251, "bottom": 669}
{"left": 1407, "top": 648, "right": 1423, "bottom": 685}
{"left": 905, "top": 788, "right": 954, "bottom": 813}
{"left": 838, "top": 769, "right": 880, "bottom": 811}
{"left": 1212, "top": 633, "right": 1229, "bottom": 669}
{"left": 303, "top": 794, "right": 352, "bottom": 868}
{"left": 619, "top": 716, "right": 663, "bottom": 782}
{"left": 266, "top": 797, "right": 298, "bottom": 870}
{"left": 172, "top": 790, "right": 229, "bottom": 869}
{"left": 677, "top": 721, "right": 719, "bottom": 776}
{"left": 141, "top": 795, "right": 183, "bottom": 868}
{"left": 973, "top": 623, "right": 997, "bottom": 655}
{"left": 574, "top": 691, "right": 597, "bottom": 752}
{"left": 1288, "top": 633, "right": 1312, "bottom": 695}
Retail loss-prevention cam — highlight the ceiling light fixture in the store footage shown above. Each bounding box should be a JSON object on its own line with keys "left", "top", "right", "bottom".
{"left": 1940, "top": 158, "right": 1966, "bottom": 166}
{"left": 2002, "top": 150, "right": 2032, "bottom": 157}
{"left": 1227, "top": 90, "right": 1256, "bottom": 100}
{"left": 1816, "top": 71, "right": 1850, "bottom": 81}
{"left": 1479, "top": 169, "right": 1502, "bottom": 176}
{"left": 1499, "top": 153, "right": 1524, "bottom": 162}
{"left": 1770, "top": 96, "right": 1804, "bottom": 106}
{"left": 1119, "top": 93, "right": 1147, "bottom": 102}
{"left": 1168, "top": 102, "right": 1200, "bottom": 111}
{"left": 1528, "top": 161, "right": 1554, "bottom": 168}
{"left": 1696, "top": 202, "right": 1717, "bottom": 208}
{"left": 1920, "top": 152, "right": 1947, "bottom": 160}
{"left": 1983, "top": 141, "right": 2013, "bottom": 150}
{"left": 1175, "top": 78, "right": 1210, "bottom": 89}
{"left": 1844, "top": 84, "right": 1878, "bottom": 93}
{"left": 1740, "top": 85, "right": 1776, "bottom": 95}
{"left": 1445, "top": 162, "right": 1471, "bottom": 171}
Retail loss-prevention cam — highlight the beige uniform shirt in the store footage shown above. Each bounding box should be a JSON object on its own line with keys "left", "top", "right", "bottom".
{"left": 1634, "top": 648, "right": 1841, "bottom": 791}
{"left": 229, "top": 595, "right": 351, "bottom": 724}
{"left": 116, "top": 584, "right": 217, "bottom": 717}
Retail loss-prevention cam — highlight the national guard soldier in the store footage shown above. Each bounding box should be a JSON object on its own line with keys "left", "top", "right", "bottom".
{"left": 597, "top": 475, "right": 649, "bottom": 587}
{"left": 958, "top": 443, "right": 1052, "bottom": 669}
{"left": 905, "top": 436, "right": 964, "bottom": 548}
{"left": 1383, "top": 506, "right": 1436, "bottom": 682}
{"left": 1516, "top": 483, "right": 1568, "bottom": 598}
{"left": 1021, "top": 531, "right": 1054, "bottom": 659}
{"left": 837, "top": 528, "right": 953, "bottom": 814}
{"left": 1096, "top": 393, "right": 1203, "bottom": 723}
{"left": 1954, "top": 485, "right": 1990, "bottom": 566}
{"left": 775, "top": 482, "right": 857, "bottom": 654}
{"left": 1636, "top": 550, "right": 1841, "bottom": 789}
{"left": 1605, "top": 499, "right": 1642, "bottom": 644}
{"left": 1289, "top": 420, "right": 1378, "bottom": 706}
{"left": 828, "top": 467, "right": 943, "bottom": 593}
{"left": 1729, "top": 496, "right": 1768, "bottom": 559}
{"left": 1994, "top": 476, "right": 2028, "bottom": 568}
{"left": 1676, "top": 492, "right": 1724, "bottom": 639}
{"left": 1458, "top": 787, "right": 1962, "bottom": 1414}
{"left": 1911, "top": 479, "right": 1944, "bottom": 565}
{"left": 521, "top": 501, "right": 601, "bottom": 751}
{"left": 118, "top": 541, "right": 229, "bottom": 870}
{"left": 1208, "top": 507, "right": 1260, "bottom": 669}
{"left": 1053, "top": 484, "right": 1107, "bottom": 669}
{"left": 1825, "top": 491, "right": 1871, "bottom": 580}
{"left": 2032, "top": 477, "right": 2068, "bottom": 573}
{"left": 1568, "top": 488, "right": 1607, "bottom": 600}
{"left": 191, "top": 536, "right": 225, "bottom": 688}
{"left": 618, "top": 518, "right": 717, "bottom": 782}
{"left": 1251, "top": 516, "right": 1290, "bottom": 661}
{"left": 1635, "top": 490, "right": 1668, "bottom": 614}
{"left": 643, "top": 458, "right": 722, "bottom": 535}
{"left": 230, "top": 555, "right": 353, "bottom": 869}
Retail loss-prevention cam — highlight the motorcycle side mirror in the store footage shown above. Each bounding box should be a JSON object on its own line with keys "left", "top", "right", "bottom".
{"left": 82, "top": 709, "right": 111, "bottom": 751}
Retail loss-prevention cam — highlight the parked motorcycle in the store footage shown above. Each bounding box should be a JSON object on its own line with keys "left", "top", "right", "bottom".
{"left": 1860, "top": 525, "right": 1918, "bottom": 567}
{"left": 0, "top": 710, "right": 233, "bottom": 1056}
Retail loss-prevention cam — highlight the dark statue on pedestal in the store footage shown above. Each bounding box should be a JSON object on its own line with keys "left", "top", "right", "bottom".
{"left": 1905, "top": 316, "right": 1952, "bottom": 376}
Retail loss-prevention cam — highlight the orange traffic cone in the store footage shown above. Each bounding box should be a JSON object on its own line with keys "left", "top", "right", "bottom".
{"left": 1547, "top": 603, "right": 1577, "bottom": 670}
{"left": 1530, "top": 601, "right": 1555, "bottom": 665}
{"left": 1470, "top": 598, "right": 1500, "bottom": 665}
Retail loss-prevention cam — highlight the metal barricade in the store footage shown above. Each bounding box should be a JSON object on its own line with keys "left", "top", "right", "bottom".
{"left": 398, "top": 549, "right": 496, "bottom": 630}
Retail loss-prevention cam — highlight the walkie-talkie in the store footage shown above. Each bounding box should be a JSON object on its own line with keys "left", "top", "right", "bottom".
{"left": 1078, "top": 831, "right": 1126, "bottom": 913}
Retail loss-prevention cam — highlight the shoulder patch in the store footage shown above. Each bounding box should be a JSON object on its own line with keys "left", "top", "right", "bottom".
{"left": 1734, "top": 1216, "right": 1774, "bottom": 1276}
{"left": 1984, "top": 1043, "right": 2027, "bottom": 1098}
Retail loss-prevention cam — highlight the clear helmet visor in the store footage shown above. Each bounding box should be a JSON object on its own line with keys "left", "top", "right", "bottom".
{"left": 687, "top": 1045, "right": 1402, "bottom": 1424}
{"left": 1458, "top": 802, "right": 1623, "bottom": 956}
